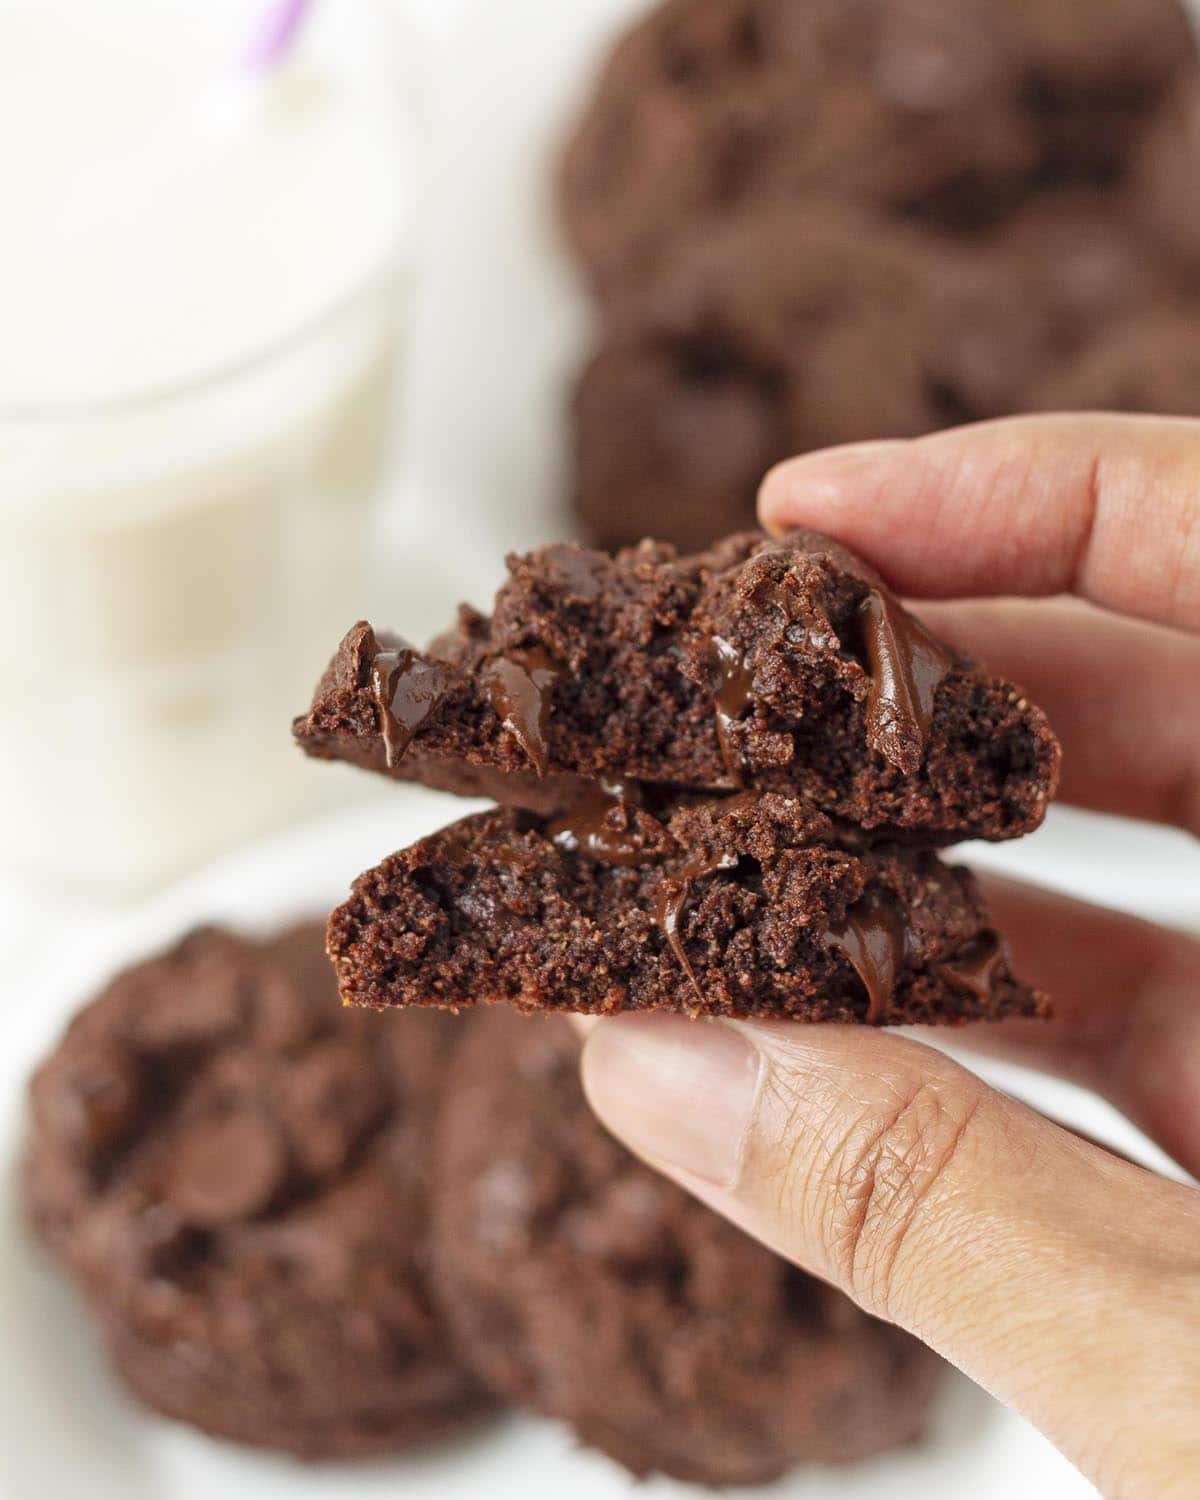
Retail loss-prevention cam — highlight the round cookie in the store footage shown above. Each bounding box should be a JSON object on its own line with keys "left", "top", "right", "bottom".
{"left": 1134, "top": 77, "right": 1200, "bottom": 282}
{"left": 998, "top": 0, "right": 1195, "bottom": 182}
{"left": 561, "top": 0, "right": 1031, "bottom": 298}
{"left": 993, "top": 191, "right": 1176, "bottom": 360}
{"left": 569, "top": 195, "right": 1194, "bottom": 552}
{"left": 560, "top": 0, "right": 1197, "bottom": 299}
{"left": 25, "top": 923, "right": 493, "bottom": 1460}
{"left": 570, "top": 212, "right": 1035, "bottom": 551}
{"left": 932, "top": 190, "right": 1186, "bottom": 419}
{"left": 432, "top": 1008, "right": 943, "bottom": 1486}
{"left": 1029, "top": 313, "right": 1200, "bottom": 416}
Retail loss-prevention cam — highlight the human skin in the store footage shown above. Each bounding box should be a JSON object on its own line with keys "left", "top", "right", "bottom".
{"left": 578, "top": 415, "right": 1200, "bottom": 1498}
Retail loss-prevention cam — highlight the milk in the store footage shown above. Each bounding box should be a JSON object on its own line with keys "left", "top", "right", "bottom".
{"left": 0, "top": 1, "right": 414, "bottom": 891}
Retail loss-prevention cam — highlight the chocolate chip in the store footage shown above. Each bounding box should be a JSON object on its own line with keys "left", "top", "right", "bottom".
{"left": 370, "top": 644, "right": 456, "bottom": 768}
{"left": 823, "top": 886, "right": 913, "bottom": 1024}
{"left": 134, "top": 966, "right": 244, "bottom": 1051}
{"left": 165, "top": 1111, "right": 288, "bottom": 1226}
{"left": 481, "top": 648, "right": 563, "bottom": 778}
{"left": 35, "top": 1043, "right": 143, "bottom": 1162}
{"left": 281, "top": 1039, "right": 386, "bottom": 1178}
{"left": 858, "top": 589, "right": 953, "bottom": 775}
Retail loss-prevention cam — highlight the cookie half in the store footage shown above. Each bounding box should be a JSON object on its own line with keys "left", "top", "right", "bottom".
{"left": 294, "top": 530, "right": 1059, "bottom": 845}
{"left": 327, "top": 792, "right": 1045, "bottom": 1024}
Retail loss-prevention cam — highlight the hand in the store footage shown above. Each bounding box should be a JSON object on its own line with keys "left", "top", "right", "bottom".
{"left": 579, "top": 415, "right": 1200, "bottom": 1499}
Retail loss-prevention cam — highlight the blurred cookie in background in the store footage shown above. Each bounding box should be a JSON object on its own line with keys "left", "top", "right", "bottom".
{"left": 570, "top": 211, "right": 1048, "bottom": 550}
{"left": 25, "top": 923, "right": 494, "bottom": 1460}
{"left": 1133, "top": 75, "right": 1200, "bottom": 282}
{"left": 991, "top": 191, "right": 1180, "bottom": 362}
{"left": 433, "top": 1008, "right": 943, "bottom": 1486}
{"left": 1001, "top": 0, "right": 1195, "bottom": 181}
{"left": 570, "top": 195, "right": 1193, "bottom": 551}
{"left": 571, "top": 213, "right": 956, "bottom": 550}
{"left": 560, "top": 0, "right": 1196, "bottom": 301}
{"left": 560, "top": 0, "right": 1200, "bottom": 551}
{"left": 1029, "top": 313, "right": 1200, "bottom": 416}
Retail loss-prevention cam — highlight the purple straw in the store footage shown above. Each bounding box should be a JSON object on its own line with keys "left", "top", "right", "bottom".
{"left": 245, "top": 0, "right": 316, "bottom": 72}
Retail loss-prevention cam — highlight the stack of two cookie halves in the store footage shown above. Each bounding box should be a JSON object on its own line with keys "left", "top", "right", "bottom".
{"left": 298, "top": 529, "right": 1057, "bottom": 1029}
{"left": 287, "top": 527, "right": 1060, "bottom": 1482}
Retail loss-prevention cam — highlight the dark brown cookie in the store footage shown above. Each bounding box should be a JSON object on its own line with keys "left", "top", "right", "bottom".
{"left": 1030, "top": 313, "right": 1200, "bottom": 415}
{"left": 432, "top": 1008, "right": 944, "bottom": 1483}
{"left": 567, "top": 205, "right": 1183, "bottom": 552}
{"left": 559, "top": 0, "right": 1196, "bottom": 299}
{"left": 1001, "top": 0, "right": 1196, "bottom": 182}
{"left": 25, "top": 924, "right": 494, "bottom": 1460}
{"left": 294, "top": 530, "right": 1060, "bottom": 845}
{"left": 571, "top": 214, "right": 981, "bottom": 550}
{"left": 326, "top": 792, "right": 1043, "bottom": 1025}
{"left": 560, "top": 0, "right": 1029, "bottom": 298}
{"left": 989, "top": 191, "right": 1179, "bottom": 361}
{"left": 1133, "top": 76, "right": 1200, "bottom": 282}
{"left": 560, "top": 0, "right": 1199, "bottom": 554}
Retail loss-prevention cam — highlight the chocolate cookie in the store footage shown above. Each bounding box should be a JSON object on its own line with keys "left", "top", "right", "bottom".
{"left": 1003, "top": 0, "right": 1196, "bottom": 182}
{"left": 988, "top": 192, "right": 1178, "bottom": 361}
{"left": 571, "top": 214, "right": 986, "bottom": 550}
{"left": 25, "top": 924, "right": 493, "bottom": 1459}
{"left": 560, "top": 0, "right": 1028, "bottom": 298}
{"left": 1030, "top": 313, "right": 1200, "bottom": 415}
{"left": 432, "top": 1008, "right": 944, "bottom": 1483}
{"left": 327, "top": 791, "right": 1043, "bottom": 1024}
{"left": 1133, "top": 77, "right": 1200, "bottom": 281}
{"left": 568, "top": 205, "right": 1184, "bottom": 551}
{"left": 560, "top": 0, "right": 1196, "bottom": 299}
{"left": 560, "top": 0, "right": 1199, "bottom": 552}
{"left": 294, "top": 530, "right": 1059, "bottom": 845}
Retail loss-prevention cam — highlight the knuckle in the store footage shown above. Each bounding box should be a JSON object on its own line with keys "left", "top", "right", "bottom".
{"left": 817, "top": 1075, "right": 983, "bottom": 1317}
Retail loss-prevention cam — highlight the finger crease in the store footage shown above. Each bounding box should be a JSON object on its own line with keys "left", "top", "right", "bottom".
{"left": 1068, "top": 450, "right": 1104, "bottom": 598}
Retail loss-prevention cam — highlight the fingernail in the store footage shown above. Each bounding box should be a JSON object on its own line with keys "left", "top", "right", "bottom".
{"left": 581, "top": 1016, "right": 762, "bottom": 1188}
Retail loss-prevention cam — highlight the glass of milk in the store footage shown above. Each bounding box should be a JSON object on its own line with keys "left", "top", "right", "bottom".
{"left": 0, "top": 1, "right": 416, "bottom": 893}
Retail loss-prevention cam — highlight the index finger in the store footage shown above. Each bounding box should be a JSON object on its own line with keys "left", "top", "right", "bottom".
{"left": 758, "top": 413, "right": 1200, "bottom": 633}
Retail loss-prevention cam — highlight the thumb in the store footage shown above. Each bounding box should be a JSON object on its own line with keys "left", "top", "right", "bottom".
{"left": 580, "top": 1015, "right": 1200, "bottom": 1497}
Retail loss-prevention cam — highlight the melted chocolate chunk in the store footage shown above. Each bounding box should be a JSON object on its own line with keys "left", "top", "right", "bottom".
{"left": 940, "top": 930, "right": 1008, "bottom": 1002}
{"left": 824, "top": 887, "right": 912, "bottom": 1024}
{"left": 709, "top": 539, "right": 953, "bottom": 783}
{"left": 654, "top": 847, "right": 740, "bottom": 1006}
{"left": 546, "top": 779, "right": 664, "bottom": 867}
{"left": 481, "top": 648, "right": 563, "bottom": 778}
{"left": 859, "top": 590, "right": 954, "bottom": 776}
{"left": 370, "top": 644, "right": 455, "bottom": 768}
{"left": 708, "top": 635, "right": 756, "bottom": 783}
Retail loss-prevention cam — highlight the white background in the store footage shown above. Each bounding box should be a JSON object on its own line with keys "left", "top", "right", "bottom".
{"left": 1, "top": 2, "right": 1197, "bottom": 1497}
